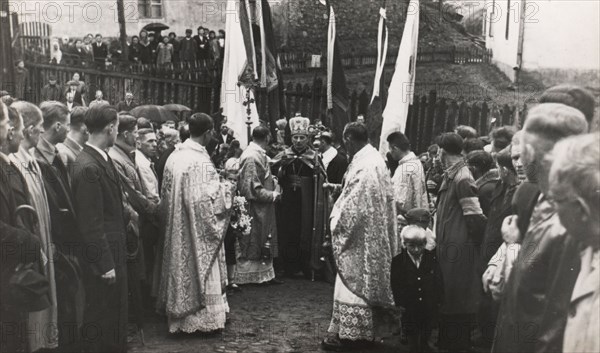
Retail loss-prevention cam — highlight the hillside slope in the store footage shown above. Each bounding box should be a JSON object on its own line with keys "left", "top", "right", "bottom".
{"left": 271, "top": 0, "right": 481, "bottom": 54}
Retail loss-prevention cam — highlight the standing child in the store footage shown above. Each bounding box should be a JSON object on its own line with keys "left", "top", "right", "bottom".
{"left": 391, "top": 225, "right": 443, "bottom": 352}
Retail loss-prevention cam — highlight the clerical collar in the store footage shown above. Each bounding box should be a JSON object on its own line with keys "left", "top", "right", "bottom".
{"left": 86, "top": 142, "right": 108, "bottom": 161}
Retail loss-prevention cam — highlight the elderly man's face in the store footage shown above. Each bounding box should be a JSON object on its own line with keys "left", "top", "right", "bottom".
{"left": 292, "top": 134, "right": 309, "bottom": 151}
{"left": 404, "top": 239, "right": 426, "bottom": 257}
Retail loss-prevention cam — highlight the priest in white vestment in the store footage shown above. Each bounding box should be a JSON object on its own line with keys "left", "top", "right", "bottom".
{"left": 157, "top": 113, "right": 235, "bottom": 333}
{"left": 322, "top": 123, "right": 398, "bottom": 351}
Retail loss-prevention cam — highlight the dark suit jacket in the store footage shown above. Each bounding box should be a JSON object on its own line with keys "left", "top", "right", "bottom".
{"left": 71, "top": 145, "right": 126, "bottom": 275}
{"left": 217, "top": 132, "right": 234, "bottom": 145}
{"left": 65, "top": 89, "right": 84, "bottom": 106}
{"left": 391, "top": 249, "right": 444, "bottom": 320}
{"left": 70, "top": 145, "right": 128, "bottom": 352}
{"left": 193, "top": 35, "right": 209, "bottom": 59}
{"left": 155, "top": 145, "right": 175, "bottom": 189}
{"left": 115, "top": 100, "right": 137, "bottom": 112}
{"left": 33, "top": 146, "right": 80, "bottom": 252}
{"left": 326, "top": 151, "right": 348, "bottom": 184}
{"left": 92, "top": 43, "right": 108, "bottom": 61}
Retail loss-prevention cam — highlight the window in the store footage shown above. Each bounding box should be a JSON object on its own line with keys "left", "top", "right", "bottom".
{"left": 138, "top": 0, "right": 162, "bottom": 18}
{"left": 505, "top": 0, "right": 510, "bottom": 39}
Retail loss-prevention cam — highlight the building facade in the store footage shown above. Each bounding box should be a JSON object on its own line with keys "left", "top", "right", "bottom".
{"left": 483, "top": 0, "right": 599, "bottom": 87}
{"left": 8, "top": 0, "right": 233, "bottom": 39}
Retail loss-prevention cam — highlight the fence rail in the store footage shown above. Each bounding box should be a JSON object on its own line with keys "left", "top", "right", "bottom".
{"left": 24, "top": 65, "right": 519, "bottom": 153}
{"left": 279, "top": 46, "right": 492, "bottom": 74}
{"left": 26, "top": 62, "right": 218, "bottom": 114}
{"left": 283, "top": 78, "right": 519, "bottom": 153}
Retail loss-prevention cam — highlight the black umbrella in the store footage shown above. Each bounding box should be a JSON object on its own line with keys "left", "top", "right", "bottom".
{"left": 142, "top": 23, "right": 169, "bottom": 32}
{"left": 163, "top": 103, "right": 191, "bottom": 112}
{"left": 130, "top": 105, "right": 178, "bottom": 123}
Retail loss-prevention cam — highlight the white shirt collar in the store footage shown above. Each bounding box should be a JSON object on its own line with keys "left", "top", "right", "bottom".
{"left": 249, "top": 141, "right": 266, "bottom": 152}
{"left": 67, "top": 136, "right": 83, "bottom": 151}
{"left": 399, "top": 151, "right": 417, "bottom": 164}
{"left": 321, "top": 146, "right": 338, "bottom": 169}
{"left": 86, "top": 142, "right": 108, "bottom": 161}
{"left": 136, "top": 150, "right": 152, "bottom": 166}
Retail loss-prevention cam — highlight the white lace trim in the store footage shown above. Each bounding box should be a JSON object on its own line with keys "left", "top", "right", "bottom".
{"left": 327, "top": 300, "right": 374, "bottom": 341}
{"left": 233, "top": 259, "right": 275, "bottom": 284}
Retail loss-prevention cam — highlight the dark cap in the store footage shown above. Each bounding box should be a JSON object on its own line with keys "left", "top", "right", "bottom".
{"left": 186, "top": 29, "right": 192, "bottom": 33}
{"left": 405, "top": 208, "right": 432, "bottom": 226}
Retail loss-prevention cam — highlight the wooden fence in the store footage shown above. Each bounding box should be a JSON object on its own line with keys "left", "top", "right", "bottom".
{"left": 279, "top": 46, "right": 493, "bottom": 74}
{"left": 19, "top": 22, "right": 52, "bottom": 57}
{"left": 25, "top": 51, "right": 220, "bottom": 83}
{"left": 284, "top": 78, "right": 520, "bottom": 153}
{"left": 26, "top": 63, "right": 218, "bottom": 114}
{"left": 24, "top": 65, "right": 521, "bottom": 153}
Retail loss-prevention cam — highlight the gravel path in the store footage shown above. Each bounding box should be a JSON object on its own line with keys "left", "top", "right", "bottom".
{"left": 128, "top": 278, "right": 405, "bottom": 353}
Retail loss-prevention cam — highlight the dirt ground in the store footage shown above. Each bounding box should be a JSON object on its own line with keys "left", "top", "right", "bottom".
{"left": 127, "top": 278, "right": 407, "bottom": 353}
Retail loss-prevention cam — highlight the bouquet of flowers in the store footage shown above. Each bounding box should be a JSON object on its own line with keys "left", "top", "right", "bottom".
{"left": 230, "top": 196, "right": 252, "bottom": 236}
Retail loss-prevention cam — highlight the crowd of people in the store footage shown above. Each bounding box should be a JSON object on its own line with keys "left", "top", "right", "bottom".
{"left": 0, "top": 83, "right": 598, "bottom": 353}
{"left": 46, "top": 27, "right": 225, "bottom": 68}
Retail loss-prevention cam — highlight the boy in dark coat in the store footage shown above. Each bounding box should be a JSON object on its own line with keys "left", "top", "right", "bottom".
{"left": 391, "top": 225, "right": 443, "bottom": 352}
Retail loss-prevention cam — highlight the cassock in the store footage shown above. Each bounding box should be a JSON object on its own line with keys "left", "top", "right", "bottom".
{"left": 328, "top": 144, "right": 397, "bottom": 341}
{"left": 157, "top": 139, "right": 234, "bottom": 333}
{"left": 272, "top": 146, "right": 327, "bottom": 277}
{"left": 235, "top": 142, "right": 278, "bottom": 284}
